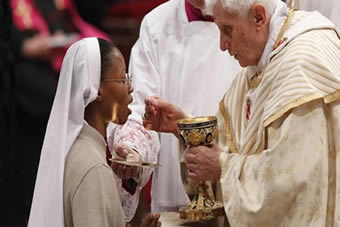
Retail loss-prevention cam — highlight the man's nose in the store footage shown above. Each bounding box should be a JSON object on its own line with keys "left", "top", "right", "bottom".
{"left": 220, "top": 35, "right": 230, "bottom": 52}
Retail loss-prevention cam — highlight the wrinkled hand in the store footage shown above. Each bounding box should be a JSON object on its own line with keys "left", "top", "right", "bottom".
{"left": 140, "top": 213, "right": 161, "bottom": 227}
{"left": 185, "top": 144, "right": 222, "bottom": 181}
{"left": 143, "top": 96, "right": 187, "bottom": 136}
{"left": 111, "top": 143, "right": 141, "bottom": 179}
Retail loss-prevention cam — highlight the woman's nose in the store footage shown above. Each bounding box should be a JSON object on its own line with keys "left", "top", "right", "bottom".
{"left": 128, "top": 83, "right": 134, "bottom": 93}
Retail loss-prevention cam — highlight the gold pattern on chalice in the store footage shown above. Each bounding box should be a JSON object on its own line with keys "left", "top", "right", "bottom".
{"left": 177, "top": 116, "right": 225, "bottom": 222}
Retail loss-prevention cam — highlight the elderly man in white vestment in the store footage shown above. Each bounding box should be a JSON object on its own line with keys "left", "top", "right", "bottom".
{"left": 106, "top": 0, "right": 241, "bottom": 223}
{"left": 142, "top": 0, "right": 340, "bottom": 226}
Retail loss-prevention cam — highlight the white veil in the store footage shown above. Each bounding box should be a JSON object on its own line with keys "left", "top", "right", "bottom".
{"left": 28, "top": 37, "right": 101, "bottom": 227}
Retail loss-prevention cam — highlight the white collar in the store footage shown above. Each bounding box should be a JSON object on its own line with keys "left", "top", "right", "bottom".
{"left": 255, "top": 1, "right": 288, "bottom": 76}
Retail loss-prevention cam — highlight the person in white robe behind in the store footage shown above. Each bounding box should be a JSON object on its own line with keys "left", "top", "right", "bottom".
{"left": 106, "top": 0, "right": 241, "bottom": 222}
{"left": 141, "top": 0, "right": 340, "bottom": 226}
{"left": 28, "top": 37, "right": 161, "bottom": 227}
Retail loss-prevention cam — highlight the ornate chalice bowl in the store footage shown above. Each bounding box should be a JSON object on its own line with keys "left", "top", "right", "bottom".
{"left": 177, "top": 116, "right": 225, "bottom": 222}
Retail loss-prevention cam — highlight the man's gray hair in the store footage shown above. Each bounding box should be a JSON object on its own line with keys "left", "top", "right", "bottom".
{"left": 217, "top": 0, "right": 279, "bottom": 17}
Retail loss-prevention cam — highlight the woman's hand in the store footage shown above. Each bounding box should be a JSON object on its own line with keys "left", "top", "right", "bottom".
{"left": 139, "top": 213, "right": 161, "bottom": 227}
{"left": 111, "top": 143, "right": 141, "bottom": 179}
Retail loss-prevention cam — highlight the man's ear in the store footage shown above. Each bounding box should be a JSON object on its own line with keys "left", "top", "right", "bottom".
{"left": 251, "top": 4, "right": 266, "bottom": 28}
{"left": 96, "top": 88, "right": 104, "bottom": 102}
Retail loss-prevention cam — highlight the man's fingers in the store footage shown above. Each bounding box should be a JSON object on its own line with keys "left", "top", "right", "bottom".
{"left": 186, "top": 163, "right": 197, "bottom": 172}
{"left": 186, "top": 146, "right": 201, "bottom": 155}
{"left": 144, "top": 96, "right": 154, "bottom": 105}
{"left": 146, "top": 107, "right": 157, "bottom": 118}
{"left": 188, "top": 170, "right": 201, "bottom": 181}
{"left": 185, "top": 153, "right": 195, "bottom": 163}
{"left": 143, "top": 121, "right": 154, "bottom": 130}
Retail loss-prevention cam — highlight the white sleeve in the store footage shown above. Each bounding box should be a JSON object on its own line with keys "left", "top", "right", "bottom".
{"left": 127, "top": 17, "right": 161, "bottom": 122}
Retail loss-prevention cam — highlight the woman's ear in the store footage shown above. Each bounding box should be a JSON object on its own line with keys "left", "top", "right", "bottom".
{"left": 95, "top": 88, "right": 104, "bottom": 102}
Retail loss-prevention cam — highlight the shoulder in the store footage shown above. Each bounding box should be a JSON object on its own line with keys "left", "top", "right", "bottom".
{"left": 64, "top": 136, "right": 110, "bottom": 189}
{"left": 64, "top": 140, "right": 113, "bottom": 201}
{"left": 273, "top": 27, "right": 340, "bottom": 76}
{"left": 287, "top": 28, "right": 339, "bottom": 53}
{"left": 67, "top": 136, "right": 105, "bottom": 166}
{"left": 275, "top": 10, "right": 339, "bottom": 64}
{"left": 77, "top": 164, "right": 114, "bottom": 188}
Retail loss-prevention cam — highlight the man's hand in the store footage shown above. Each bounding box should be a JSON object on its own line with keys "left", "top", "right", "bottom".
{"left": 111, "top": 143, "right": 141, "bottom": 179}
{"left": 185, "top": 144, "right": 222, "bottom": 181}
{"left": 143, "top": 96, "right": 187, "bottom": 136}
{"left": 139, "top": 213, "right": 161, "bottom": 227}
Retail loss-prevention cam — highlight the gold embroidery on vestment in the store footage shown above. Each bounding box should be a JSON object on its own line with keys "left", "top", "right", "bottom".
{"left": 264, "top": 90, "right": 340, "bottom": 127}
{"left": 219, "top": 97, "right": 238, "bottom": 154}
{"left": 250, "top": 8, "right": 295, "bottom": 89}
{"left": 324, "top": 90, "right": 340, "bottom": 103}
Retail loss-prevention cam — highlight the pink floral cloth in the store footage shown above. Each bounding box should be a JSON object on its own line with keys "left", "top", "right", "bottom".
{"left": 107, "top": 119, "right": 159, "bottom": 221}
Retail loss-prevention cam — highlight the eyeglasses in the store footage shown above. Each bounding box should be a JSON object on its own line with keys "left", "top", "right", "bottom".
{"left": 102, "top": 73, "right": 133, "bottom": 86}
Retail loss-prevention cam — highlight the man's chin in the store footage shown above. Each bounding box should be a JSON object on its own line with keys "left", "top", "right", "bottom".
{"left": 239, "top": 62, "right": 247, "bottom": 67}
{"left": 237, "top": 59, "right": 250, "bottom": 68}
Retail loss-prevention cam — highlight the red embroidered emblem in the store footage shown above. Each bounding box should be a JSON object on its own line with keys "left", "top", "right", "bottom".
{"left": 273, "top": 37, "right": 288, "bottom": 50}
{"left": 246, "top": 99, "right": 251, "bottom": 120}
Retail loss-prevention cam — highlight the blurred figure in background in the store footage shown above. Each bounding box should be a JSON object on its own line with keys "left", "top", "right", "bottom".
{"left": 107, "top": 0, "right": 241, "bottom": 224}
{"left": 0, "top": 1, "right": 15, "bottom": 226}
{"left": 8, "top": 0, "right": 109, "bottom": 225}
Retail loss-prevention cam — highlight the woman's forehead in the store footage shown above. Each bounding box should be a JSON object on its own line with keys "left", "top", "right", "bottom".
{"left": 104, "top": 61, "right": 125, "bottom": 78}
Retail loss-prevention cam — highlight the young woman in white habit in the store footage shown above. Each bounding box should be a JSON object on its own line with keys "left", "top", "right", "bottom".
{"left": 28, "top": 37, "right": 161, "bottom": 227}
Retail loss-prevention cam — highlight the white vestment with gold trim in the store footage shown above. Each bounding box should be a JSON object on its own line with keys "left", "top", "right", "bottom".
{"left": 217, "top": 7, "right": 340, "bottom": 227}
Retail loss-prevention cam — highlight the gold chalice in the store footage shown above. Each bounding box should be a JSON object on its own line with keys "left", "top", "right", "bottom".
{"left": 177, "top": 116, "right": 225, "bottom": 222}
